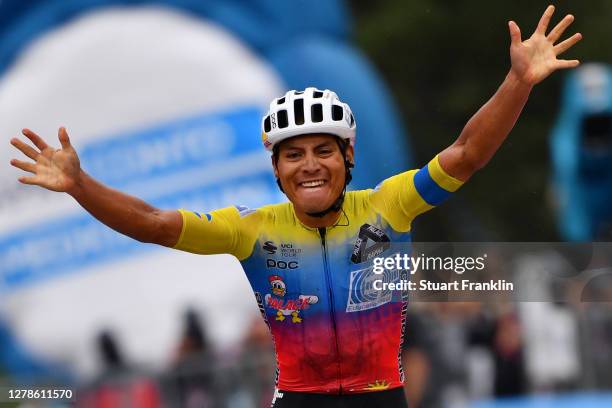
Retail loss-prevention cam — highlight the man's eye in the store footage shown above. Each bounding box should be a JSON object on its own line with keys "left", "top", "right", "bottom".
{"left": 286, "top": 152, "right": 301, "bottom": 159}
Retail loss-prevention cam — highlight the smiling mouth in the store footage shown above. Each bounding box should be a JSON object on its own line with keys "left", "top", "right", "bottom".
{"left": 299, "top": 180, "right": 326, "bottom": 188}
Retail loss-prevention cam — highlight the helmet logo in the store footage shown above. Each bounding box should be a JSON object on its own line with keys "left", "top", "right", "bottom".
{"left": 270, "top": 113, "right": 277, "bottom": 129}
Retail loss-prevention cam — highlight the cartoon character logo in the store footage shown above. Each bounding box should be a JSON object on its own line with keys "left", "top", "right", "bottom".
{"left": 265, "top": 275, "right": 318, "bottom": 323}
{"left": 269, "top": 275, "right": 286, "bottom": 297}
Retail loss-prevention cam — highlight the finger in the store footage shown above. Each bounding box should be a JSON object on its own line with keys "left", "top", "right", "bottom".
{"left": 509, "top": 21, "right": 522, "bottom": 45}
{"left": 556, "top": 59, "right": 580, "bottom": 70}
{"left": 18, "top": 175, "right": 41, "bottom": 186}
{"left": 536, "top": 5, "right": 555, "bottom": 35}
{"left": 22, "top": 128, "right": 49, "bottom": 151}
{"left": 58, "top": 127, "right": 71, "bottom": 150}
{"left": 10, "top": 137, "right": 40, "bottom": 160}
{"left": 10, "top": 158, "right": 36, "bottom": 174}
{"left": 554, "top": 33, "right": 582, "bottom": 56}
{"left": 548, "top": 14, "right": 574, "bottom": 43}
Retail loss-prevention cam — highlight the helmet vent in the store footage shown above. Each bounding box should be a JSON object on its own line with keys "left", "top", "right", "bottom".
{"left": 311, "top": 104, "right": 323, "bottom": 123}
{"left": 294, "top": 99, "right": 305, "bottom": 125}
{"left": 313, "top": 90, "right": 323, "bottom": 98}
{"left": 332, "top": 105, "right": 343, "bottom": 121}
{"left": 349, "top": 113, "right": 355, "bottom": 127}
{"left": 278, "top": 110, "right": 289, "bottom": 128}
{"left": 264, "top": 116, "right": 271, "bottom": 132}
{"left": 277, "top": 97, "right": 285, "bottom": 104}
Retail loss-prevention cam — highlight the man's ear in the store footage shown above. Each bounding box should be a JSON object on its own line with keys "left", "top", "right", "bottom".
{"left": 271, "top": 155, "right": 280, "bottom": 179}
{"left": 345, "top": 144, "right": 355, "bottom": 167}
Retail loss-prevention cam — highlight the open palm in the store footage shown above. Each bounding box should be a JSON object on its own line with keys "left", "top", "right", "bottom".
{"left": 510, "top": 5, "right": 582, "bottom": 86}
{"left": 10, "top": 127, "right": 81, "bottom": 193}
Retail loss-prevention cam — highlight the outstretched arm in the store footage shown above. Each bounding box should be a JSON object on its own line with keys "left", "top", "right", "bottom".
{"left": 10, "top": 127, "right": 182, "bottom": 247}
{"left": 439, "top": 5, "right": 582, "bottom": 181}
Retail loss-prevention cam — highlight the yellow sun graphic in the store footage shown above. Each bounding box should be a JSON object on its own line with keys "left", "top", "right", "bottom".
{"left": 365, "top": 380, "right": 390, "bottom": 391}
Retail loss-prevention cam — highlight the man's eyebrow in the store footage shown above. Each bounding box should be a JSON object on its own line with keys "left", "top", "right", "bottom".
{"left": 283, "top": 145, "right": 303, "bottom": 150}
{"left": 281, "top": 145, "right": 304, "bottom": 153}
{"left": 315, "top": 141, "right": 335, "bottom": 149}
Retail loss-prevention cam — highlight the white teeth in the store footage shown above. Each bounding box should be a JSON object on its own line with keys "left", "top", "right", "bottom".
{"left": 301, "top": 180, "right": 325, "bottom": 187}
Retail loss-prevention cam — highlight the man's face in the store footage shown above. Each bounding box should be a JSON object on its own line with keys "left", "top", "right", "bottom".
{"left": 273, "top": 134, "right": 353, "bottom": 216}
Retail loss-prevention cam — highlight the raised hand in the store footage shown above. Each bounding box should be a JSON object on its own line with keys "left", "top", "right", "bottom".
{"left": 509, "top": 5, "right": 582, "bottom": 86}
{"left": 10, "top": 127, "right": 82, "bottom": 193}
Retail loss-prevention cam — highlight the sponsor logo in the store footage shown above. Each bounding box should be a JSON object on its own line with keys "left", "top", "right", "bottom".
{"left": 266, "top": 259, "right": 299, "bottom": 269}
{"left": 279, "top": 242, "right": 302, "bottom": 258}
{"left": 255, "top": 292, "right": 266, "bottom": 319}
{"left": 263, "top": 240, "right": 277, "bottom": 255}
{"left": 351, "top": 224, "right": 390, "bottom": 263}
{"left": 364, "top": 380, "right": 390, "bottom": 391}
{"left": 272, "top": 388, "right": 284, "bottom": 406}
{"left": 270, "top": 113, "right": 277, "bottom": 129}
{"left": 266, "top": 296, "right": 312, "bottom": 311}
{"left": 262, "top": 132, "right": 272, "bottom": 149}
{"left": 263, "top": 242, "right": 302, "bottom": 258}
{"left": 265, "top": 276, "right": 318, "bottom": 323}
{"left": 346, "top": 266, "right": 400, "bottom": 312}
{"left": 192, "top": 211, "right": 212, "bottom": 221}
{"left": 268, "top": 275, "right": 286, "bottom": 297}
{"left": 235, "top": 205, "right": 256, "bottom": 218}
{"left": 398, "top": 290, "right": 409, "bottom": 382}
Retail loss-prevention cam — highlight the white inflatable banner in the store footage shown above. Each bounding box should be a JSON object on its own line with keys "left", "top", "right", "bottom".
{"left": 0, "top": 7, "right": 284, "bottom": 376}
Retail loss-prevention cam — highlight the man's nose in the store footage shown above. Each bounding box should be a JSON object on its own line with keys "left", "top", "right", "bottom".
{"left": 302, "top": 152, "right": 321, "bottom": 172}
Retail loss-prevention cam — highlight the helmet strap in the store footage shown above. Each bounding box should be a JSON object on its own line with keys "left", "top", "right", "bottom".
{"left": 304, "top": 185, "right": 346, "bottom": 218}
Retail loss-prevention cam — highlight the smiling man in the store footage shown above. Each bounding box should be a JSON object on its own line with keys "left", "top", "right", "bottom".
{"left": 9, "top": 6, "right": 581, "bottom": 407}
{"left": 272, "top": 134, "right": 352, "bottom": 225}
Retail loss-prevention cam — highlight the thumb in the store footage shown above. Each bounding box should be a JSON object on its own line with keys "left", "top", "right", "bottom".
{"left": 58, "top": 127, "right": 71, "bottom": 150}
{"left": 508, "top": 21, "right": 522, "bottom": 45}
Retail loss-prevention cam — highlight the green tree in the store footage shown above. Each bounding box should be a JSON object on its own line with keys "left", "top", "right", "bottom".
{"left": 352, "top": 0, "right": 612, "bottom": 241}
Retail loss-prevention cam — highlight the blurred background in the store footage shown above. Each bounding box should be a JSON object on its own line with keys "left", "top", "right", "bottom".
{"left": 0, "top": 0, "right": 611, "bottom": 407}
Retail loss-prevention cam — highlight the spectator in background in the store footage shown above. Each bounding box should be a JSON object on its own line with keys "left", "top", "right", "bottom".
{"left": 232, "top": 317, "right": 276, "bottom": 408}
{"left": 98, "top": 330, "right": 126, "bottom": 376}
{"left": 77, "top": 329, "right": 161, "bottom": 408}
{"left": 174, "top": 309, "right": 211, "bottom": 362}
{"left": 402, "top": 308, "right": 432, "bottom": 408}
{"left": 167, "top": 308, "right": 215, "bottom": 408}
{"left": 403, "top": 303, "right": 484, "bottom": 407}
{"left": 492, "top": 313, "right": 526, "bottom": 396}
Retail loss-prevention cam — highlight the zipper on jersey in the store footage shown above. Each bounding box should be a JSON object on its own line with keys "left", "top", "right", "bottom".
{"left": 318, "top": 227, "right": 343, "bottom": 393}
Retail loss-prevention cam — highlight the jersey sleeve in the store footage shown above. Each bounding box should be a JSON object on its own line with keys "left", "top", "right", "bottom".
{"left": 172, "top": 206, "right": 258, "bottom": 260}
{"left": 369, "top": 154, "right": 464, "bottom": 232}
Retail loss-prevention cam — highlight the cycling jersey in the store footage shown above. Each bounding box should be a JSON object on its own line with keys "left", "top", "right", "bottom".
{"left": 173, "top": 154, "right": 462, "bottom": 394}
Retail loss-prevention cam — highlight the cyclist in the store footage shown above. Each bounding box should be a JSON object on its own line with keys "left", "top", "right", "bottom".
{"left": 10, "top": 6, "right": 580, "bottom": 407}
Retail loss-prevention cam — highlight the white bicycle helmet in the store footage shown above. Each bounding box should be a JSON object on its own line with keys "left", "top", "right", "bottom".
{"left": 261, "top": 87, "right": 356, "bottom": 151}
